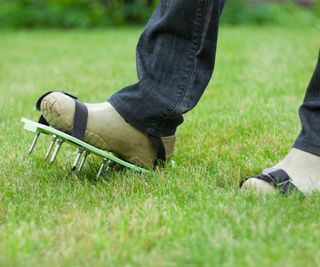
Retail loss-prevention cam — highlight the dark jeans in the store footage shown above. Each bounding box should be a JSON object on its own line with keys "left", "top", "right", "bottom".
{"left": 109, "top": 0, "right": 223, "bottom": 137}
{"left": 294, "top": 53, "right": 320, "bottom": 156}
{"left": 109, "top": 0, "right": 320, "bottom": 156}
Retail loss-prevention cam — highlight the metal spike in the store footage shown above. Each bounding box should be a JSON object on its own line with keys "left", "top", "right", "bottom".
{"left": 45, "top": 135, "right": 57, "bottom": 160}
{"left": 71, "top": 148, "right": 84, "bottom": 172}
{"left": 28, "top": 133, "right": 40, "bottom": 155}
{"left": 106, "top": 159, "right": 114, "bottom": 171}
{"left": 49, "top": 139, "right": 63, "bottom": 164}
{"left": 96, "top": 158, "right": 107, "bottom": 179}
{"left": 78, "top": 151, "right": 89, "bottom": 172}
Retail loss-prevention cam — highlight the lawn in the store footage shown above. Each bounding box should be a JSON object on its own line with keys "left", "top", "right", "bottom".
{"left": 0, "top": 26, "right": 320, "bottom": 267}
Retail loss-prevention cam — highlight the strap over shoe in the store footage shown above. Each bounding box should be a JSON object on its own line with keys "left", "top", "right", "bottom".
{"left": 241, "top": 169, "right": 303, "bottom": 196}
{"left": 36, "top": 90, "right": 88, "bottom": 141}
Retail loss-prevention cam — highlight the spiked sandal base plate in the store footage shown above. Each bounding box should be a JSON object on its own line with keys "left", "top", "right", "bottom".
{"left": 21, "top": 117, "right": 149, "bottom": 174}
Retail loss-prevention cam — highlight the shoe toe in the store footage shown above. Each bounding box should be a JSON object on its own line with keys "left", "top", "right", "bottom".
{"left": 241, "top": 177, "right": 276, "bottom": 194}
{"left": 40, "top": 92, "right": 74, "bottom": 131}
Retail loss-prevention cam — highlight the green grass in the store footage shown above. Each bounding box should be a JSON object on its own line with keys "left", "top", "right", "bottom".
{"left": 1, "top": 26, "right": 320, "bottom": 267}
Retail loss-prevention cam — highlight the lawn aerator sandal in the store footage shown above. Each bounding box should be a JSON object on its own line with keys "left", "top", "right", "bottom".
{"left": 21, "top": 91, "right": 148, "bottom": 178}
{"left": 241, "top": 169, "right": 303, "bottom": 196}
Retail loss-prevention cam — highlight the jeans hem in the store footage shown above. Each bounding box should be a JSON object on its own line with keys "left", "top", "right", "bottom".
{"left": 293, "top": 139, "right": 320, "bottom": 157}
{"left": 108, "top": 98, "right": 173, "bottom": 137}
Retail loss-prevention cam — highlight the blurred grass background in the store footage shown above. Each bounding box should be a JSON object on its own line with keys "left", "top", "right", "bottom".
{"left": 0, "top": 0, "right": 319, "bottom": 29}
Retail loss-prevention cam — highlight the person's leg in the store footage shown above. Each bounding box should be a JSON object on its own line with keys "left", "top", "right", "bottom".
{"left": 109, "top": 0, "right": 223, "bottom": 137}
{"left": 294, "top": 51, "right": 320, "bottom": 153}
{"left": 39, "top": 0, "right": 224, "bottom": 168}
{"left": 242, "top": 51, "right": 320, "bottom": 195}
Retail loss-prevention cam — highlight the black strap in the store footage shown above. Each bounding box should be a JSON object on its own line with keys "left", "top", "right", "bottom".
{"left": 36, "top": 90, "right": 88, "bottom": 141}
{"left": 241, "top": 169, "right": 302, "bottom": 196}
{"left": 149, "top": 135, "right": 166, "bottom": 168}
{"left": 72, "top": 100, "right": 88, "bottom": 140}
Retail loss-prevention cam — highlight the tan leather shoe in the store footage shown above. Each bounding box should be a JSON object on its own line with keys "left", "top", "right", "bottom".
{"left": 241, "top": 148, "right": 320, "bottom": 196}
{"left": 40, "top": 92, "right": 175, "bottom": 168}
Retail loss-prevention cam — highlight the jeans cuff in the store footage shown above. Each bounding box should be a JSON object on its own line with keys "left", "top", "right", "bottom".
{"left": 293, "top": 139, "right": 320, "bottom": 157}
{"left": 107, "top": 97, "right": 173, "bottom": 137}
